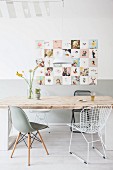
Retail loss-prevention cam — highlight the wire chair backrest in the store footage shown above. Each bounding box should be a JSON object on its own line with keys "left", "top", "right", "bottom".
{"left": 74, "top": 90, "right": 91, "bottom": 96}
{"left": 80, "top": 105, "right": 112, "bottom": 133}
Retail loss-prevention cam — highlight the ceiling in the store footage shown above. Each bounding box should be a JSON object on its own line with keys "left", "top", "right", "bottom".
{"left": 0, "top": 0, "right": 113, "bottom": 19}
{"left": 0, "top": 0, "right": 63, "bottom": 18}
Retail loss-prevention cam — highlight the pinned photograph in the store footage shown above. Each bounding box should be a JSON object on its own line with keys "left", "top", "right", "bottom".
{"left": 62, "top": 40, "right": 71, "bottom": 49}
{"left": 53, "top": 49, "right": 62, "bottom": 58}
{"left": 89, "top": 40, "right": 98, "bottom": 49}
{"left": 89, "top": 67, "right": 98, "bottom": 76}
{"left": 45, "top": 58, "right": 54, "bottom": 67}
{"left": 36, "top": 67, "right": 45, "bottom": 76}
{"left": 80, "top": 67, "right": 89, "bottom": 76}
{"left": 44, "top": 40, "right": 53, "bottom": 49}
{"left": 71, "top": 49, "right": 80, "bottom": 58}
{"left": 45, "top": 67, "right": 53, "bottom": 76}
{"left": 53, "top": 67, "right": 62, "bottom": 76}
{"left": 71, "top": 40, "right": 80, "bottom": 49}
{"left": 62, "top": 67, "right": 71, "bottom": 76}
{"left": 62, "top": 76, "right": 71, "bottom": 85}
{"left": 89, "top": 58, "right": 98, "bottom": 67}
{"left": 80, "top": 58, "right": 89, "bottom": 67}
{"left": 36, "top": 58, "right": 44, "bottom": 67}
{"left": 71, "top": 76, "right": 80, "bottom": 85}
{"left": 35, "top": 40, "right": 44, "bottom": 49}
{"left": 89, "top": 49, "right": 98, "bottom": 58}
{"left": 80, "top": 41, "right": 88, "bottom": 49}
{"left": 80, "top": 76, "right": 89, "bottom": 85}
{"left": 80, "top": 49, "right": 89, "bottom": 58}
{"left": 72, "top": 58, "right": 80, "bottom": 67}
{"left": 44, "top": 49, "right": 53, "bottom": 58}
{"left": 36, "top": 49, "right": 44, "bottom": 58}
{"left": 37, "top": 76, "right": 45, "bottom": 85}
{"left": 54, "top": 76, "right": 62, "bottom": 85}
{"left": 71, "top": 67, "right": 80, "bottom": 76}
{"left": 53, "top": 40, "right": 62, "bottom": 49}
{"left": 63, "top": 49, "right": 71, "bottom": 57}
{"left": 45, "top": 76, "right": 53, "bottom": 85}
{"left": 89, "top": 76, "right": 97, "bottom": 85}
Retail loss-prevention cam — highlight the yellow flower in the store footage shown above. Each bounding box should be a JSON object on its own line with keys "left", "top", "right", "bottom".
{"left": 16, "top": 71, "right": 23, "bottom": 77}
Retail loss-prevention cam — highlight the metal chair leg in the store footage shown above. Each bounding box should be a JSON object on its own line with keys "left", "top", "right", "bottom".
{"left": 86, "top": 143, "right": 90, "bottom": 164}
{"left": 69, "top": 131, "right": 73, "bottom": 153}
{"left": 69, "top": 130, "right": 88, "bottom": 164}
{"left": 98, "top": 132, "right": 106, "bottom": 158}
{"left": 70, "top": 110, "right": 75, "bottom": 131}
{"left": 91, "top": 134, "right": 94, "bottom": 148}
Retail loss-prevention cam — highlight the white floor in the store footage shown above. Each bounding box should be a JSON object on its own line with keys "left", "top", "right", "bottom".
{"left": 0, "top": 125, "right": 113, "bottom": 170}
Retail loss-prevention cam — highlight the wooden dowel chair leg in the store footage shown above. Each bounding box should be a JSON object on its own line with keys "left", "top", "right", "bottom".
{"left": 37, "top": 131, "right": 49, "bottom": 155}
{"left": 10, "top": 132, "right": 21, "bottom": 158}
{"left": 28, "top": 133, "right": 31, "bottom": 166}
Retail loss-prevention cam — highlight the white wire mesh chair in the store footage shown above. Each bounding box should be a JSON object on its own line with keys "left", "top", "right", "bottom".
{"left": 68, "top": 105, "right": 112, "bottom": 164}
{"left": 71, "top": 90, "right": 91, "bottom": 132}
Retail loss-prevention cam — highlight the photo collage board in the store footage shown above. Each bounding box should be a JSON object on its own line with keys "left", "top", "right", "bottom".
{"left": 35, "top": 40, "right": 98, "bottom": 85}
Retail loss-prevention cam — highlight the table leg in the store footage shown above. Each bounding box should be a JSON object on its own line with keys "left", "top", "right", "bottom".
{"left": 0, "top": 109, "right": 9, "bottom": 150}
{"left": 0, "top": 108, "right": 15, "bottom": 150}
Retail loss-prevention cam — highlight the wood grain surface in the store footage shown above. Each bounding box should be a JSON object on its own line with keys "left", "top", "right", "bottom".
{"left": 0, "top": 96, "right": 113, "bottom": 109}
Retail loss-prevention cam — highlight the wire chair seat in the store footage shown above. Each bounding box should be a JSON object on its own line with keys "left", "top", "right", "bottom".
{"left": 68, "top": 122, "right": 100, "bottom": 133}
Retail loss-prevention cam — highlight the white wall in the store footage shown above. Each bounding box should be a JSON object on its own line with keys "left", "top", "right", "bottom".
{"left": 0, "top": 0, "right": 113, "bottom": 79}
{"left": 0, "top": 0, "right": 113, "bottom": 123}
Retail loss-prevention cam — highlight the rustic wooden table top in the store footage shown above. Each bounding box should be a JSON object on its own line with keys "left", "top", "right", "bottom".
{"left": 0, "top": 96, "right": 113, "bottom": 109}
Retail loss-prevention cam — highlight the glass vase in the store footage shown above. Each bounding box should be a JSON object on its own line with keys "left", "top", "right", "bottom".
{"left": 27, "top": 86, "right": 33, "bottom": 99}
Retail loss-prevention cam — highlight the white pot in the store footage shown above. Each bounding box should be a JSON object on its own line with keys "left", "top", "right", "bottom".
{"left": 35, "top": 93, "right": 41, "bottom": 100}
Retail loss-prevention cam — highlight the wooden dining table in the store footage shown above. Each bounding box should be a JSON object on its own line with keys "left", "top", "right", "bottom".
{"left": 0, "top": 95, "right": 113, "bottom": 151}
{"left": 0, "top": 96, "right": 113, "bottom": 109}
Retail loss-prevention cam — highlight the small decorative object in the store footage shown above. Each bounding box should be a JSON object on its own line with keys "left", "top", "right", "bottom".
{"left": 35, "top": 88, "right": 41, "bottom": 100}
{"left": 91, "top": 92, "right": 96, "bottom": 101}
{"left": 16, "top": 65, "right": 38, "bottom": 99}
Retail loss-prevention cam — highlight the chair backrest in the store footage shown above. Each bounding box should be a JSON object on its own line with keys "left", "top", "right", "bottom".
{"left": 74, "top": 90, "right": 91, "bottom": 96}
{"left": 80, "top": 105, "right": 112, "bottom": 133}
{"left": 9, "top": 106, "right": 34, "bottom": 133}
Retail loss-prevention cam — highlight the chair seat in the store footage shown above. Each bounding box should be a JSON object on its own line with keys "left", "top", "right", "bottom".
{"left": 30, "top": 122, "right": 48, "bottom": 131}
{"left": 68, "top": 123, "right": 99, "bottom": 133}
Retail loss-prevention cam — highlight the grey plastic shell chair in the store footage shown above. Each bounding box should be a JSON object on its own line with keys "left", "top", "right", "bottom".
{"left": 10, "top": 106, "right": 49, "bottom": 166}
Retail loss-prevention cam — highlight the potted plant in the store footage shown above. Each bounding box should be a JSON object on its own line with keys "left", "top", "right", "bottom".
{"left": 35, "top": 88, "right": 41, "bottom": 100}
